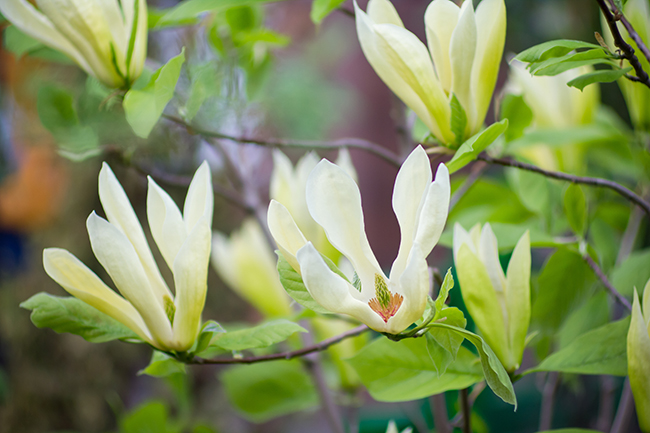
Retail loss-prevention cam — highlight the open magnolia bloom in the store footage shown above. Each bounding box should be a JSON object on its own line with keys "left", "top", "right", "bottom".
{"left": 453, "top": 223, "right": 530, "bottom": 372}
{"left": 268, "top": 146, "right": 450, "bottom": 334}
{"left": 43, "top": 162, "right": 213, "bottom": 352}
{"left": 0, "top": 0, "right": 148, "bottom": 88}
{"left": 355, "top": 0, "right": 506, "bottom": 147}
{"left": 628, "top": 281, "right": 650, "bottom": 432}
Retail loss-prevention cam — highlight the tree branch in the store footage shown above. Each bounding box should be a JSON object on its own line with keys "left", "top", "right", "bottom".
{"left": 583, "top": 254, "right": 632, "bottom": 311}
{"left": 163, "top": 115, "right": 402, "bottom": 167}
{"left": 476, "top": 154, "right": 650, "bottom": 219}
{"left": 605, "top": 0, "right": 650, "bottom": 65}
{"left": 187, "top": 325, "right": 369, "bottom": 365}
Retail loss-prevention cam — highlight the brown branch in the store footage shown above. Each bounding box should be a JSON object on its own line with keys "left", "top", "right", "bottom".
{"left": 597, "top": 0, "right": 650, "bottom": 88}
{"left": 606, "top": 0, "right": 650, "bottom": 65}
{"left": 188, "top": 325, "right": 369, "bottom": 365}
{"left": 476, "top": 154, "right": 650, "bottom": 219}
{"left": 583, "top": 254, "right": 632, "bottom": 311}
{"left": 163, "top": 115, "right": 402, "bottom": 167}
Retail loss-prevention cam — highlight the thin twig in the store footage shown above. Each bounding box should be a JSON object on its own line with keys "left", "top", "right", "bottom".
{"left": 539, "top": 372, "right": 559, "bottom": 431}
{"left": 460, "top": 388, "right": 471, "bottom": 433}
{"left": 610, "top": 379, "right": 635, "bottom": 433}
{"left": 449, "top": 161, "right": 488, "bottom": 210}
{"left": 477, "top": 154, "right": 650, "bottom": 219}
{"left": 583, "top": 254, "right": 632, "bottom": 311}
{"left": 163, "top": 115, "right": 402, "bottom": 167}
{"left": 450, "top": 382, "right": 486, "bottom": 427}
{"left": 605, "top": 0, "right": 650, "bottom": 65}
{"left": 188, "top": 325, "right": 369, "bottom": 364}
{"left": 303, "top": 355, "right": 345, "bottom": 433}
{"left": 597, "top": 0, "right": 650, "bottom": 88}
{"left": 430, "top": 394, "right": 452, "bottom": 433}
{"left": 337, "top": 6, "right": 355, "bottom": 18}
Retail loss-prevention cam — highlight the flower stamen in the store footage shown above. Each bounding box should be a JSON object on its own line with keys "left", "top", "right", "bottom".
{"left": 368, "top": 274, "right": 404, "bottom": 323}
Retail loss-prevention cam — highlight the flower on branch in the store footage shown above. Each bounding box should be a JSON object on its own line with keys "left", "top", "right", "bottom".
{"left": 0, "top": 0, "right": 148, "bottom": 89}
{"left": 43, "top": 162, "right": 213, "bottom": 352}
{"left": 268, "top": 145, "right": 450, "bottom": 335}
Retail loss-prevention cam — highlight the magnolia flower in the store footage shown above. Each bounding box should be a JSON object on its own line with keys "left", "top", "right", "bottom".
{"left": 355, "top": 0, "right": 506, "bottom": 146}
{"left": 0, "top": 0, "right": 148, "bottom": 88}
{"left": 386, "top": 420, "right": 413, "bottom": 433}
{"left": 268, "top": 146, "right": 450, "bottom": 334}
{"left": 453, "top": 223, "right": 530, "bottom": 372}
{"left": 212, "top": 218, "right": 293, "bottom": 318}
{"left": 43, "top": 162, "right": 213, "bottom": 352}
{"left": 628, "top": 281, "right": 650, "bottom": 432}
{"left": 601, "top": 0, "right": 650, "bottom": 132}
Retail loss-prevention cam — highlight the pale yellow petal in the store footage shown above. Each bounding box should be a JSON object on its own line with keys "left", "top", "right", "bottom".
{"left": 424, "top": 0, "right": 460, "bottom": 92}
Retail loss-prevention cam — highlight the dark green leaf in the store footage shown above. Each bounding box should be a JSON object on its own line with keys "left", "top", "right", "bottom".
{"left": 138, "top": 351, "right": 186, "bottom": 377}
{"left": 447, "top": 119, "right": 508, "bottom": 174}
{"left": 564, "top": 184, "right": 588, "bottom": 236}
{"left": 221, "top": 360, "right": 318, "bottom": 422}
{"left": 500, "top": 94, "right": 533, "bottom": 142}
{"left": 311, "top": 0, "right": 347, "bottom": 24}
{"left": 567, "top": 67, "right": 632, "bottom": 91}
{"left": 526, "top": 317, "right": 630, "bottom": 376}
{"left": 515, "top": 40, "right": 604, "bottom": 63}
{"left": 450, "top": 93, "right": 468, "bottom": 148}
{"left": 20, "top": 293, "right": 140, "bottom": 343}
{"left": 276, "top": 251, "right": 331, "bottom": 314}
{"left": 211, "top": 319, "right": 306, "bottom": 351}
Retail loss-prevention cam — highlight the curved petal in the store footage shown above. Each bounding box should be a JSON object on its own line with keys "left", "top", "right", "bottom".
{"left": 270, "top": 150, "right": 296, "bottom": 206}
{"left": 306, "top": 159, "right": 383, "bottom": 295}
{"left": 628, "top": 289, "right": 650, "bottom": 432}
{"left": 98, "top": 163, "right": 173, "bottom": 303}
{"left": 171, "top": 217, "right": 211, "bottom": 352}
{"left": 470, "top": 0, "right": 506, "bottom": 132}
{"left": 86, "top": 212, "right": 173, "bottom": 346}
{"left": 366, "top": 0, "right": 403, "bottom": 26}
{"left": 390, "top": 146, "right": 432, "bottom": 279}
{"left": 183, "top": 161, "right": 213, "bottom": 232}
{"left": 452, "top": 222, "right": 475, "bottom": 263}
{"left": 43, "top": 248, "right": 153, "bottom": 344}
{"left": 127, "top": 0, "right": 148, "bottom": 80}
{"left": 147, "top": 177, "right": 187, "bottom": 270}
{"left": 478, "top": 223, "right": 507, "bottom": 294}
{"left": 412, "top": 162, "right": 450, "bottom": 259}
{"left": 505, "top": 230, "right": 530, "bottom": 368}
{"left": 643, "top": 278, "right": 650, "bottom": 329}
{"left": 297, "top": 243, "right": 387, "bottom": 332}
{"left": 267, "top": 200, "right": 308, "bottom": 273}
{"left": 374, "top": 23, "right": 455, "bottom": 144}
{"left": 389, "top": 244, "right": 429, "bottom": 334}
{"left": 335, "top": 148, "right": 358, "bottom": 183}
{"left": 424, "top": 0, "right": 460, "bottom": 92}
{"left": 449, "top": 0, "right": 477, "bottom": 131}
{"left": 0, "top": 0, "right": 93, "bottom": 74}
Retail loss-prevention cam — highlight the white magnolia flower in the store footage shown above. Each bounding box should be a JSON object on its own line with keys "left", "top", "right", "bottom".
{"left": 628, "top": 281, "right": 650, "bottom": 432}
{"left": 355, "top": 0, "right": 506, "bottom": 146}
{"left": 43, "top": 162, "right": 213, "bottom": 352}
{"left": 0, "top": 0, "right": 148, "bottom": 88}
{"left": 268, "top": 146, "right": 450, "bottom": 334}
{"left": 386, "top": 420, "right": 413, "bottom": 433}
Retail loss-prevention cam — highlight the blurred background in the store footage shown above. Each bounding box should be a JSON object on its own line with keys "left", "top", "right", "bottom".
{"left": 0, "top": 0, "right": 643, "bottom": 432}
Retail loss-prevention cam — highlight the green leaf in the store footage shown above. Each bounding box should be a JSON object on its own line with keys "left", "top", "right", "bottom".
{"left": 276, "top": 252, "right": 331, "bottom": 314}
{"left": 612, "top": 249, "right": 650, "bottom": 297}
{"left": 193, "top": 320, "right": 226, "bottom": 354}
{"left": 148, "top": 6, "right": 198, "bottom": 28}
{"left": 221, "top": 360, "right": 318, "bottom": 422}
{"left": 564, "top": 183, "right": 587, "bottom": 236}
{"left": 515, "top": 40, "right": 604, "bottom": 63}
{"left": 120, "top": 401, "right": 176, "bottom": 433}
{"left": 434, "top": 268, "right": 454, "bottom": 313}
{"left": 157, "top": 0, "right": 290, "bottom": 28}
{"left": 506, "top": 168, "right": 550, "bottom": 216}
{"left": 4, "top": 25, "right": 43, "bottom": 56}
{"left": 123, "top": 49, "right": 186, "bottom": 138}
{"left": 500, "top": 94, "right": 533, "bottom": 142}
{"left": 535, "top": 430, "right": 603, "bottom": 433}
{"left": 529, "top": 49, "right": 615, "bottom": 76}
{"left": 428, "top": 307, "right": 466, "bottom": 360}
{"left": 348, "top": 337, "right": 482, "bottom": 402}
{"left": 138, "top": 351, "right": 186, "bottom": 377}
{"left": 567, "top": 67, "right": 632, "bottom": 91}
{"left": 211, "top": 319, "right": 306, "bottom": 351}
{"left": 447, "top": 119, "right": 508, "bottom": 174}
{"left": 429, "top": 323, "right": 517, "bottom": 407}
{"left": 526, "top": 317, "right": 630, "bottom": 377}
{"left": 450, "top": 93, "right": 468, "bottom": 148}
{"left": 20, "top": 293, "right": 140, "bottom": 343}
{"left": 310, "top": 0, "right": 346, "bottom": 24}
{"left": 183, "top": 63, "right": 221, "bottom": 121}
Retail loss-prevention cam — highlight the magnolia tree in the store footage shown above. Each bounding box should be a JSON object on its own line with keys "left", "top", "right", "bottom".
{"left": 1, "top": 0, "right": 649, "bottom": 431}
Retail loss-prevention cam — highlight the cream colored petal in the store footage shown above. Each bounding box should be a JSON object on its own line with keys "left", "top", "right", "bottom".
{"left": 628, "top": 289, "right": 650, "bottom": 432}
{"left": 171, "top": 217, "right": 211, "bottom": 352}
{"left": 470, "top": 0, "right": 506, "bottom": 133}
{"left": 147, "top": 177, "right": 187, "bottom": 270}
{"left": 449, "top": 0, "right": 477, "bottom": 132}
{"left": 452, "top": 222, "right": 475, "bottom": 263}
{"left": 374, "top": 23, "right": 455, "bottom": 144}
{"left": 390, "top": 146, "right": 432, "bottom": 279}
{"left": 97, "top": 0, "right": 127, "bottom": 57}
{"left": 306, "top": 159, "right": 383, "bottom": 295}
{"left": 183, "top": 161, "right": 213, "bottom": 232}
{"left": 86, "top": 212, "right": 173, "bottom": 346}
{"left": 267, "top": 200, "right": 309, "bottom": 273}
{"left": 389, "top": 244, "right": 429, "bottom": 334}
{"left": 366, "top": 0, "right": 404, "bottom": 27}
{"left": 478, "top": 223, "right": 507, "bottom": 294}
{"left": 412, "top": 163, "right": 450, "bottom": 258}
{"left": 643, "top": 278, "right": 650, "bottom": 330}
{"left": 43, "top": 248, "right": 153, "bottom": 344}
{"left": 355, "top": 3, "right": 448, "bottom": 143}
{"left": 505, "top": 231, "right": 530, "bottom": 368}
{"left": 297, "top": 243, "right": 387, "bottom": 332}
{"left": 335, "top": 148, "right": 358, "bottom": 183}
{"left": 98, "top": 163, "right": 173, "bottom": 303}
{"left": 0, "top": 0, "right": 93, "bottom": 74}
{"left": 127, "top": 0, "right": 148, "bottom": 80}
{"left": 270, "top": 150, "right": 295, "bottom": 208}
{"left": 424, "top": 0, "right": 460, "bottom": 92}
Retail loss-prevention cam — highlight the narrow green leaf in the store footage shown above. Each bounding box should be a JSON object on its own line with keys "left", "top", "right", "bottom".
{"left": 348, "top": 337, "right": 482, "bottom": 402}
{"left": 310, "top": 0, "right": 346, "bottom": 24}
{"left": 500, "top": 94, "right": 533, "bottom": 142}
{"left": 446, "top": 119, "right": 508, "bottom": 174}
{"left": 450, "top": 93, "right": 468, "bottom": 147}
{"left": 564, "top": 183, "right": 587, "bottom": 236}
{"left": 193, "top": 320, "right": 226, "bottom": 354}
{"left": 276, "top": 252, "right": 332, "bottom": 315}
{"left": 157, "top": 0, "right": 291, "bottom": 28}
{"left": 567, "top": 67, "right": 632, "bottom": 91}
{"left": 20, "top": 293, "right": 140, "bottom": 343}
{"left": 529, "top": 49, "right": 615, "bottom": 76}
{"left": 138, "top": 351, "right": 186, "bottom": 377}
{"left": 434, "top": 268, "right": 454, "bottom": 313}
{"left": 221, "top": 360, "right": 318, "bottom": 422}
{"left": 515, "top": 40, "right": 603, "bottom": 63}
{"left": 525, "top": 317, "right": 630, "bottom": 376}
{"left": 506, "top": 168, "right": 550, "bottom": 216}
{"left": 211, "top": 319, "right": 306, "bottom": 351}
{"left": 123, "top": 49, "right": 186, "bottom": 138}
